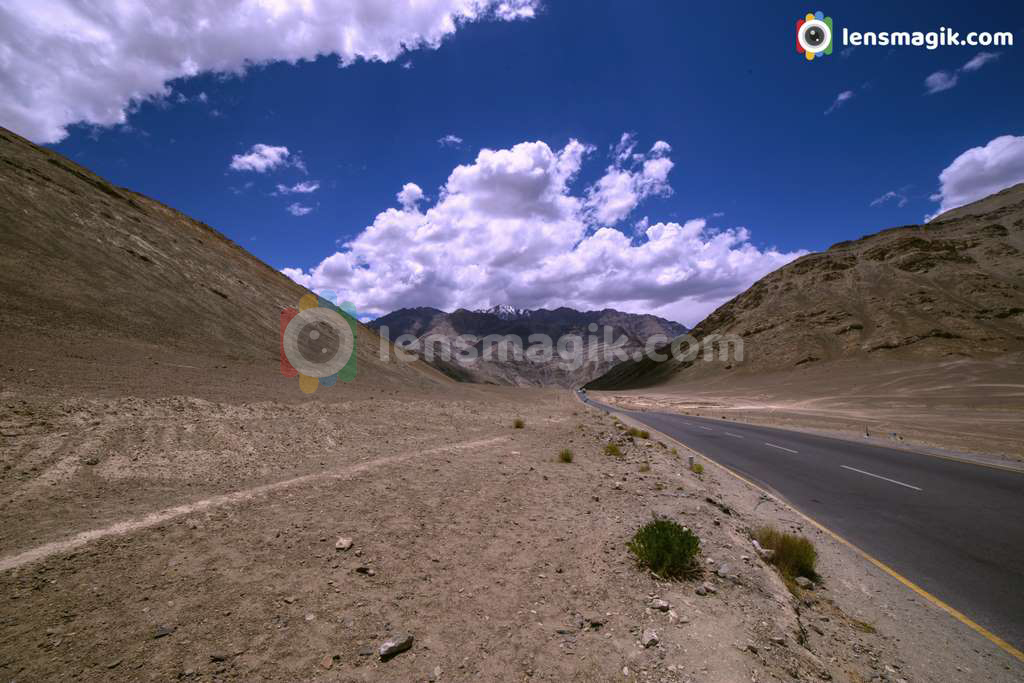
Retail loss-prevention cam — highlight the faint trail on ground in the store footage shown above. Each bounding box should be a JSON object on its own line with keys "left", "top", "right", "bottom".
{"left": 0, "top": 435, "right": 508, "bottom": 573}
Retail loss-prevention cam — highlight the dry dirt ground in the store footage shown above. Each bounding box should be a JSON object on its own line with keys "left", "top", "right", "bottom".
{"left": 3, "top": 376, "right": 1023, "bottom": 682}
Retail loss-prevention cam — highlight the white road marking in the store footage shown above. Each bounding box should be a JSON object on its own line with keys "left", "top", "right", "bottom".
{"left": 764, "top": 442, "right": 798, "bottom": 454}
{"left": 841, "top": 465, "right": 922, "bottom": 491}
{"left": 698, "top": 426, "right": 713, "bottom": 431}
{"left": 725, "top": 432, "right": 744, "bottom": 439}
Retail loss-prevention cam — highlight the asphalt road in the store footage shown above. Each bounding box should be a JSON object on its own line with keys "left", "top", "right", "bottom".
{"left": 578, "top": 391, "right": 1024, "bottom": 652}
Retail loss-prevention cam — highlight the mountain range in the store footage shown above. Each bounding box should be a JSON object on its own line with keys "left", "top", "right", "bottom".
{"left": 369, "top": 306, "right": 687, "bottom": 387}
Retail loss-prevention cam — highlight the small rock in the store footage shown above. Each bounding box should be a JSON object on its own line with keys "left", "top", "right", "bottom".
{"left": 355, "top": 566, "right": 376, "bottom": 576}
{"left": 716, "top": 563, "right": 733, "bottom": 577}
{"left": 358, "top": 645, "right": 374, "bottom": 657}
{"left": 153, "top": 625, "right": 175, "bottom": 639}
{"left": 641, "top": 629, "right": 659, "bottom": 648}
{"left": 379, "top": 633, "right": 414, "bottom": 660}
{"left": 649, "top": 598, "right": 670, "bottom": 612}
{"left": 304, "top": 613, "right": 315, "bottom": 622}
{"left": 320, "top": 655, "right": 334, "bottom": 669}
{"left": 794, "top": 576, "right": 814, "bottom": 590}
{"left": 695, "top": 585, "right": 707, "bottom": 596}
{"left": 771, "top": 635, "right": 787, "bottom": 646}
{"left": 335, "top": 537, "right": 353, "bottom": 551}
{"left": 701, "top": 582, "right": 717, "bottom": 594}
{"left": 106, "top": 659, "right": 122, "bottom": 669}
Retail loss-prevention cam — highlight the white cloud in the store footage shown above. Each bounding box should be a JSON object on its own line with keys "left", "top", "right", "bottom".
{"left": 928, "top": 134, "right": 1024, "bottom": 218}
{"left": 962, "top": 51, "right": 1000, "bottom": 72}
{"left": 276, "top": 180, "right": 320, "bottom": 194}
{"left": 584, "top": 134, "right": 674, "bottom": 225}
{"left": 0, "top": 0, "right": 539, "bottom": 143}
{"left": 438, "top": 134, "right": 464, "bottom": 147}
{"left": 925, "top": 71, "right": 958, "bottom": 94}
{"left": 925, "top": 52, "right": 1000, "bottom": 94}
{"left": 229, "top": 144, "right": 291, "bottom": 173}
{"left": 824, "top": 90, "right": 854, "bottom": 115}
{"left": 283, "top": 137, "right": 804, "bottom": 326}
{"left": 397, "top": 182, "right": 424, "bottom": 210}
{"left": 287, "top": 202, "right": 314, "bottom": 217}
{"left": 870, "top": 189, "right": 908, "bottom": 208}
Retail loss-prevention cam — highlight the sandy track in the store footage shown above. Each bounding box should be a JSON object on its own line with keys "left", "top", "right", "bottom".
{"left": 0, "top": 435, "right": 507, "bottom": 573}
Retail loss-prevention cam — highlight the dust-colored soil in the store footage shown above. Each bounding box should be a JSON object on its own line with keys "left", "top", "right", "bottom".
{"left": 3, "top": 376, "right": 1022, "bottom": 682}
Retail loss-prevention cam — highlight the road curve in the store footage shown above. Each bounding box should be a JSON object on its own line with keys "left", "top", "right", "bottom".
{"left": 578, "top": 392, "right": 1024, "bottom": 652}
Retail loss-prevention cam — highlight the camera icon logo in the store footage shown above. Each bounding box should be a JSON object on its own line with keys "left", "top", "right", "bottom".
{"left": 280, "top": 290, "right": 357, "bottom": 394}
{"left": 796, "top": 11, "right": 833, "bottom": 61}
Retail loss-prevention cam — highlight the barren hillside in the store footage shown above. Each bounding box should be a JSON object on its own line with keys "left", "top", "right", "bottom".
{"left": 0, "top": 127, "right": 445, "bottom": 399}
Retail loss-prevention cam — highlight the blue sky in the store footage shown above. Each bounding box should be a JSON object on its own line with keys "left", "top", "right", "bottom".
{"left": 4, "top": 1, "right": 1022, "bottom": 325}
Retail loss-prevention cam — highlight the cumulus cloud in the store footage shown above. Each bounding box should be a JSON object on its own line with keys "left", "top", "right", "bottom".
{"left": 283, "top": 137, "right": 804, "bottom": 326}
{"left": 276, "top": 180, "right": 320, "bottom": 194}
{"left": 0, "top": 0, "right": 539, "bottom": 143}
{"left": 286, "top": 202, "right": 314, "bottom": 217}
{"left": 438, "top": 134, "right": 464, "bottom": 147}
{"left": 925, "top": 52, "right": 1000, "bottom": 94}
{"left": 928, "top": 134, "right": 1024, "bottom": 218}
{"left": 824, "top": 90, "right": 854, "bottom": 115}
{"left": 396, "top": 183, "right": 425, "bottom": 210}
{"left": 229, "top": 144, "right": 292, "bottom": 173}
{"left": 584, "top": 134, "right": 674, "bottom": 226}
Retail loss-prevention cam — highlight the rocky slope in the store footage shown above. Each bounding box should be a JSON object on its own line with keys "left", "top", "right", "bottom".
{"left": 588, "top": 183, "right": 1024, "bottom": 390}
{"left": 370, "top": 306, "right": 687, "bottom": 387}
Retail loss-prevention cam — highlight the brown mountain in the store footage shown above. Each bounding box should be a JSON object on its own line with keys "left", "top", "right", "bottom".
{"left": 587, "top": 184, "right": 1024, "bottom": 457}
{"left": 370, "top": 306, "right": 687, "bottom": 387}
{"left": 0, "top": 127, "right": 445, "bottom": 399}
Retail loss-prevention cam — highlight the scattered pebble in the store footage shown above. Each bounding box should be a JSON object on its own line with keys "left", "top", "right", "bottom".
{"left": 379, "top": 633, "right": 414, "bottom": 660}
{"left": 641, "top": 628, "right": 659, "bottom": 648}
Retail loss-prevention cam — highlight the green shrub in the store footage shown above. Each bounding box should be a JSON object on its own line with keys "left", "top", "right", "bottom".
{"left": 604, "top": 443, "right": 623, "bottom": 457}
{"left": 513, "top": 418, "right": 525, "bottom": 429}
{"left": 752, "top": 526, "right": 818, "bottom": 582}
{"left": 628, "top": 518, "right": 700, "bottom": 579}
{"left": 558, "top": 448, "right": 574, "bottom": 463}
{"left": 691, "top": 462, "right": 704, "bottom": 475}
{"left": 626, "top": 427, "right": 650, "bottom": 439}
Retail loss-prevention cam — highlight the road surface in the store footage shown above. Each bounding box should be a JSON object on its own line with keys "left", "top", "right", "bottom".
{"left": 577, "top": 391, "right": 1024, "bottom": 652}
